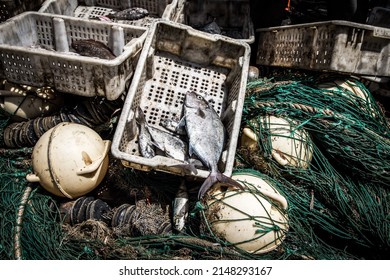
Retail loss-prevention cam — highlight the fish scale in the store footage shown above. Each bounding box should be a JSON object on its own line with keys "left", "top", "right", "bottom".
{"left": 108, "top": 7, "right": 149, "bottom": 20}
{"left": 71, "top": 39, "right": 116, "bottom": 60}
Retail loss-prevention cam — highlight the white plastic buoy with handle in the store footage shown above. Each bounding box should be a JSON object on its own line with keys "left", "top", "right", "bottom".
{"left": 26, "top": 122, "right": 110, "bottom": 199}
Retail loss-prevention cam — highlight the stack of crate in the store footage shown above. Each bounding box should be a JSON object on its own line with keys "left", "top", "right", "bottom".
{"left": 0, "top": 0, "right": 252, "bottom": 181}
{"left": 0, "top": 0, "right": 182, "bottom": 99}
{"left": 0, "top": 12, "right": 148, "bottom": 100}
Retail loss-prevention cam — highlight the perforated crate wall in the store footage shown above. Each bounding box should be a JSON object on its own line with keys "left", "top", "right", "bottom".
{"left": 111, "top": 20, "right": 251, "bottom": 179}
{"left": 0, "top": 12, "right": 147, "bottom": 100}
{"left": 39, "top": 0, "right": 179, "bottom": 27}
{"left": 256, "top": 20, "right": 390, "bottom": 77}
{"left": 173, "top": 0, "right": 254, "bottom": 44}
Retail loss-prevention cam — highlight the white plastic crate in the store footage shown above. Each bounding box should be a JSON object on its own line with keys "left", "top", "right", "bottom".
{"left": 173, "top": 0, "right": 254, "bottom": 44}
{"left": 111, "top": 20, "right": 251, "bottom": 180}
{"left": 256, "top": 20, "right": 390, "bottom": 77}
{"left": 0, "top": 12, "right": 147, "bottom": 100}
{"left": 0, "top": 0, "right": 44, "bottom": 22}
{"left": 39, "top": 0, "right": 179, "bottom": 27}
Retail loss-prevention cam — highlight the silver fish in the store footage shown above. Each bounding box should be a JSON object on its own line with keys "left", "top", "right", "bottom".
{"left": 136, "top": 107, "right": 188, "bottom": 161}
{"left": 183, "top": 91, "right": 243, "bottom": 199}
{"left": 172, "top": 178, "right": 189, "bottom": 232}
{"left": 107, "top": 7, "right": 149, "bottom": 20}
{"left": 136, "top": 107, "right": 197, "bottom": 176}
{"left": 148, "top": 126, "right": 188, "bottom": 162}
{"left": 136, "top": 107, "right": 155, "bottom": 158}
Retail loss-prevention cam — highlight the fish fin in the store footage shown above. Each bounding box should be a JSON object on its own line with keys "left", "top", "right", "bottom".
{"left": 135, "top": 106, "right": 145, "bottom": 123}
{"left": 142, "top": 145, "right": 155, "bottom": 158}
{"left": 176, "top": 117, "right": 187, "bottom": 135}
{"left": 149, "top": 137, "right": 162, "bottom": 150}
{"left": 198, "top": 172, "right": 244, "bottom": 200}
{"left": 188, "top": 143, "right": 194, "bottom": 157}
{"left": 187, "top": 158, "right": 205, "bottom": 169}
{"left": 196, "top": 108, "right": 206, "bottom": 119}
{"left": 160, "top": 118, "right": 184, "bottom": 134}
{"left": 169, "top": 163, "right": 198, "bottom": 175}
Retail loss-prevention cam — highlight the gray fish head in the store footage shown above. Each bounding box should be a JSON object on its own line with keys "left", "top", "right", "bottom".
{"left": 184, "top": 91, "right": 209, "bottom": 109}
{"left": 137, "top": 7, "right": 149, "bottom": 16}
{"left": 173, "top": 216, "right": 186, "bottom": 232}
{"left": 71, "top": 40, "right": 82, "bottom": 51}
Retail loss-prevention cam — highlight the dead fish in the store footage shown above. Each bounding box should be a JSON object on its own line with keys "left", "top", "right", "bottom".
{"left": 148, "top": 125, "right": 189, "bottom": 162}
{"left": 135, "top": 107, "right": 155, "bottom": 158}
{"left": 199, "top": 19, "right": 222, "bottom": 35}
{"left": 136, "top": 107, "right": 197, "bottom": 175}
{"left": 136, "top": 107, "right": 187, "bottom": 161}
{"left": 182, "top": 91, "right": 244, "bottom": 199}
{"left": 107, "top": 7, "right": 149, "bottom": 20}
{"left": 71, "top": 39, "right": 116, "bottom": 60}
{"left": 172, "top": 178, "right": 189, "bottom": 232}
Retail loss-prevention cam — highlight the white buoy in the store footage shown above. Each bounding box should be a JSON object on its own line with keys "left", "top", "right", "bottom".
{"left": 204, "top": 172, "right": 289, "bottom": 255}
{"left": 26, "top": 122, "right": 111, "bottom": 199}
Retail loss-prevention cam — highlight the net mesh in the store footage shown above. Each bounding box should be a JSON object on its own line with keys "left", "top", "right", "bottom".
{"left": 237, "top": 72, "right": 389, "bottom": 258}
{"left": 0, "top": 71, "right": 389, "bottom": 259}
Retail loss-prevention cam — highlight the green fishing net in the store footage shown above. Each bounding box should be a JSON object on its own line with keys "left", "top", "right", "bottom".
{"left": 243, "top": 74, "right": 389, "bottom": 185}
{"left": 237, "top": 72, "right": 389, "bottom": 258}
{"left": 0, "top": 71, "right": 389, "bottom": 260}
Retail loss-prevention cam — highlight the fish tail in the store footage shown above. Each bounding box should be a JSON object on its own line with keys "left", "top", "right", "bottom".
{"left": 198, "top": 172, "right": 244, "bottom": 200}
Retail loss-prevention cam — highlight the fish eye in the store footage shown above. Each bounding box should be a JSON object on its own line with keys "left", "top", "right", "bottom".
{"left": 197, "top": 95, "right": 202, "bottom": 100}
